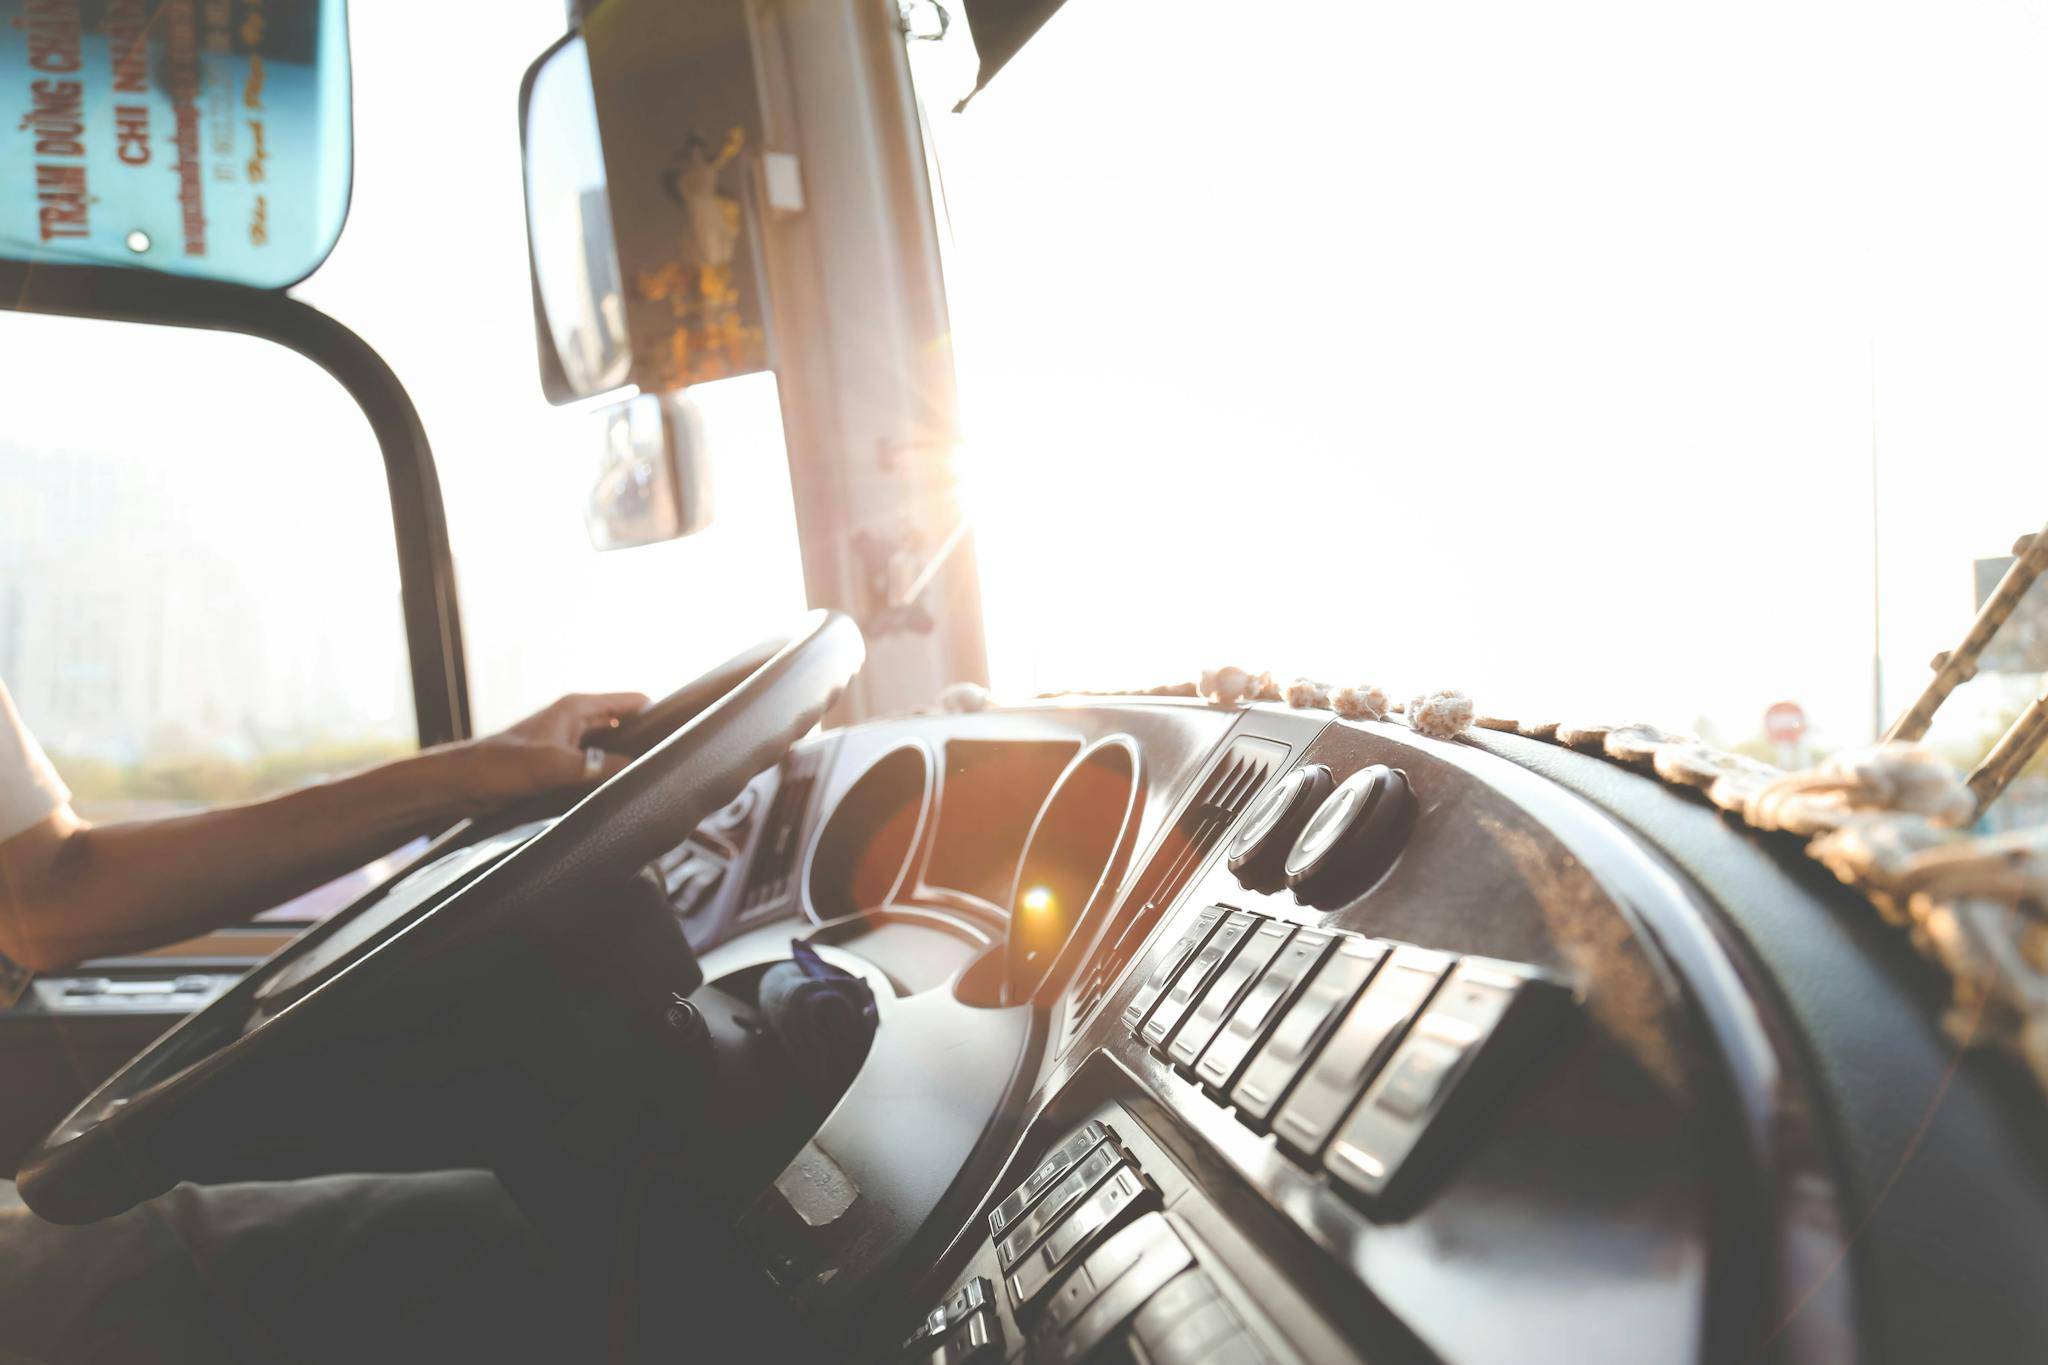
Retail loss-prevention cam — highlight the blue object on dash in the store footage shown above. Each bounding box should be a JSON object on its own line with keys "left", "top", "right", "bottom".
{"left": 757, "top": 940, "right": 878, "bottom": 1087}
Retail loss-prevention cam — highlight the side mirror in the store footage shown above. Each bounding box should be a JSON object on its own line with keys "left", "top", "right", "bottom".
{"left": 586, "top": 392, "right": 714, "bottom": 551}
{"left": 519, "top": 2, "right": 769, "bottom": 406}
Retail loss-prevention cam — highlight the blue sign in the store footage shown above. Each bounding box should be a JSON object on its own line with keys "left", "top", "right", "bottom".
{"left": 2, "top": 0, "right": 351, "bottom": 289}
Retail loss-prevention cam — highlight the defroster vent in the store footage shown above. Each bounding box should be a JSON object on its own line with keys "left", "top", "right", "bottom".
{"left": 1062, "top": 736, "right": 1287, "bottom": 1042}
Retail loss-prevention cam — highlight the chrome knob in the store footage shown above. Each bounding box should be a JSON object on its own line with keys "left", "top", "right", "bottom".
{"left": 1283, "top": 764, "right": 1417, "bottom": 907}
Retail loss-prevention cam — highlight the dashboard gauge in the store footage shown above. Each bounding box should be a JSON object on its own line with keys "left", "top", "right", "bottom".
{"left": 1004, "top": 736, "right": 1143, "bottom": 1004}
{"left": 918, "top": 739, "right": 1079, "bottom": 908}
{"left": 1226, "top": 763, "right": 1334, "bottom": 892}
{"left": 806, "top": 743, "right": 934, "bottom": 922}
{"left": 1283, "top": 764, "right": 1417, "bottom": 907}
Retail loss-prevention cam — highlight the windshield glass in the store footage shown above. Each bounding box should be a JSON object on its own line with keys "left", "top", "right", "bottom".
{"left": 911, "top": 1, "right": 2048, "bottom": 825}
{"left": 294, "top": 3, "right": 808, "bottom": 734}
{"left": 0, "top": 314, "right": 414, "bottom": 813}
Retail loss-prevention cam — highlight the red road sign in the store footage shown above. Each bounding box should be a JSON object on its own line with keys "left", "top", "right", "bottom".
{"left": 1764, "top": 701, "right": 1806, "bottom": 744}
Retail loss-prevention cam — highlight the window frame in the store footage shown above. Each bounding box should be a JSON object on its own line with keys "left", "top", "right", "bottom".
{"left": 0, "top": 259, "right": 471, "bottom": 747}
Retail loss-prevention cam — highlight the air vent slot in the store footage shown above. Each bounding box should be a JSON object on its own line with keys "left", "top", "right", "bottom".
{"left": 1062, "top": 736, "right": 1285, "bottom": 1041}
{"left": 739, "top": 745, "right": 823, "bottom": 913}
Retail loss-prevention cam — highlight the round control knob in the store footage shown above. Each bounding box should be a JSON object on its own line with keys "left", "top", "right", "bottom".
{"left": 1226, "top": 764, "right": 1334, "bottom": 892}
{"left": 1283, "top": 764, "right": 1417, "bottom": 907}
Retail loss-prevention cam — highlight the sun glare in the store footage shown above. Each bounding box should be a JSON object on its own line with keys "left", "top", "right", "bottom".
{"left": 929, "top": 0, "right": 2048, "bottom": 759}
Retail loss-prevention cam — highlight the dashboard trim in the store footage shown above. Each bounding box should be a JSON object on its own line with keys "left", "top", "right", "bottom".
{"left": 1008, "top": 713, "right": 1853, "bottom": 1364}
{"left": 799, "top": 737, "right": 936, "bottom": 926}
{"left": 1006, "top": 733, "right": 1147, "bottom": 1007}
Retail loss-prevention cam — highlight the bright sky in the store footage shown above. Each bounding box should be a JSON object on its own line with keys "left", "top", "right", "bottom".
{"left": 5, "top": 1, "right": 2046, "bottom": 771}
{"left": 923, "top": 1, "right": 2048, "bottom": 755}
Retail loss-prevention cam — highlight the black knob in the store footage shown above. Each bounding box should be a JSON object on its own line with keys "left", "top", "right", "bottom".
{"left": 663, "top": 994, "right": 710, "bottom": 1056}
{"left": 1226, "top": 764, "right": 1334, "bottom": 892}
{"left": 1283, "top": 765, "right": 1417, "bottom": 907}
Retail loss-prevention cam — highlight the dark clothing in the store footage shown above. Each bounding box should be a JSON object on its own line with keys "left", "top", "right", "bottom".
{"left": 0, "top": 1171, "right": 576, "bottom": 1365}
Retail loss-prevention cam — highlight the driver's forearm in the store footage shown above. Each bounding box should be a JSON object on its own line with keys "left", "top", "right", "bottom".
{"left": 4, "top": 748, "right": 472, "bottom": 971}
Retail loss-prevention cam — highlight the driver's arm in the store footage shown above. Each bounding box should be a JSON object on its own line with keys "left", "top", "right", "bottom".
{"left": 0, "top": 689, "right": 647, "bottom": 975}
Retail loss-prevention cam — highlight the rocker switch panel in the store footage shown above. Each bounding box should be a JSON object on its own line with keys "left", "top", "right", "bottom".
{"left": 1141, "top": 911, "right": 1256, "bottom": 1050}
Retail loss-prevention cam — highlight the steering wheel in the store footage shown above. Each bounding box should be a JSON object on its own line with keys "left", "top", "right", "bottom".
{"left": 17, "top": 611, "right": 865, "bottom": 1225}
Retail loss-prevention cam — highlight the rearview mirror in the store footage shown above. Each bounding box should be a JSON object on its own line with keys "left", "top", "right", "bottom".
{"left": 519, "top": 0, "right": 770, "bottom": 405}
{"left": 586, "top": 392, "right": 714, "bottom": 552}
{"left": 0, "top": 0, "right": 352, "bottom": 288}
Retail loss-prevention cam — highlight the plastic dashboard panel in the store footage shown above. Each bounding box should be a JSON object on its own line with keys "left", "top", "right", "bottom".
{"left": 892, "top": 709, "right": 1761, "bottom": 1364}
{"left": 1460, "top": 726, "right": 2048, "bottom": 1362}
{"left": 691, "top": 700, "right": 2048, "bottom": 1363}
{"left": 729, "top": 702, "right": 1238, "bottom": 1328}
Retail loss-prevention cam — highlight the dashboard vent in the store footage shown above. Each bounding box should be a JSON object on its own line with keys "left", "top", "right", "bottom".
{"left": 739, "top": 745, "right": 822, "bottom": 914}
{"left": 1062, "top": 737, "right": 1284, "bottom": 1040}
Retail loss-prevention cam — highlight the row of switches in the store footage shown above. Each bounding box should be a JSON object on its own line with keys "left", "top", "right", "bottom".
{"left": 1124, "top": 903, "right": 1562, "bottom": 1206}
{"left": 904, "top": 1278, "right": 997, "bottom": 1360}
{"left": 936, "top": 1119, "right": 1275, "bottom": 1363}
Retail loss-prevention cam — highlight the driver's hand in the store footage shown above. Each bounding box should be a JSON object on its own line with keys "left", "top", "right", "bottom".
{"left": 441, "top": 692, "right": 651, "bottom": 809}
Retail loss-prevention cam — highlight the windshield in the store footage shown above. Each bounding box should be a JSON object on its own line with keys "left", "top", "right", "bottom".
{"left": 912, "top": 1, "right": 2048, "bottom": 823}
{"left": 293, "top": 3, "right": 808, "bottom": 734}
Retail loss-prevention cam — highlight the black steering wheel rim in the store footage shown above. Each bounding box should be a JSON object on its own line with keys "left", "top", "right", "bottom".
{"left": 17, "top": 610, "right": 865, "bottom": 1225}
